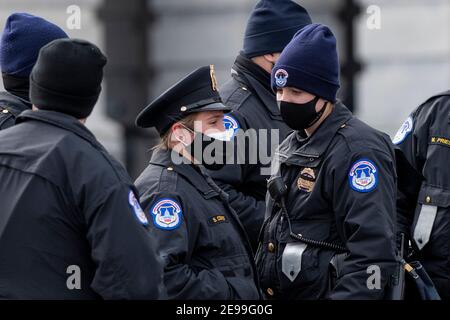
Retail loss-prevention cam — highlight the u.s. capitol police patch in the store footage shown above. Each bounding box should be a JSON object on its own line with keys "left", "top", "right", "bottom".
{"left": 223, "top": 114, "right": 240, "bottom": 140}
{"left": 128, "top": 190, "right": 149, "bottom": 225}
{"left": 150, "top": 198, "right": 183, "bottom": 230}
{"left": 392, "top": 116, "right": 413, "bottom": 145}
{"left": 274, "top": 69, "right": 289, "bottom": 87}
{"left": 348, "top": 159, "right": 378, "bottom": 193}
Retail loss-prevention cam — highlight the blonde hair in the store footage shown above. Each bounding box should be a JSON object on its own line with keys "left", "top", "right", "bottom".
{"left": 157, "top": 113, "right": 197, "bottom": 150}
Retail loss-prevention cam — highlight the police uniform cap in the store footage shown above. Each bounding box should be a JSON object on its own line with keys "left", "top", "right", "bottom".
{"left": 136, "top": 65, "right": 231, "bottom": 135}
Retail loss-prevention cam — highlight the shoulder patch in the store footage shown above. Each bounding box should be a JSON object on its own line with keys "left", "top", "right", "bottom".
{"left": 223, "top": 114, "right": 240, "bottom": 139}
{"left": 348, "top": 159, "right": 378, "bottom": 193}
{"left": 392, "top": 116, "right": 413, "bottom": 145}
{"left": 128, "top": 190, "right": 149, "bottom": 225}
{"left": 150, "top": 198, "right": 183, "bottom": 230}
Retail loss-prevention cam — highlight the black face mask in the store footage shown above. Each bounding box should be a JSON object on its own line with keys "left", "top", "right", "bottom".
{"left": 184, "top": 130, "right": 231, "bottom": 171}
{"left": 278, "top": 96, "right": 327, "bottom": 130}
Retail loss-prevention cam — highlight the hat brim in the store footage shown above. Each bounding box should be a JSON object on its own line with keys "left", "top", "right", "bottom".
{"left": 187, "top": 102, "right": 232, "bottom": 113}
{"left": 135, "top": 104, "right": 155, "bottom": 128}
{"left": 135, "top": 102, "right": 232, "bottom": 128}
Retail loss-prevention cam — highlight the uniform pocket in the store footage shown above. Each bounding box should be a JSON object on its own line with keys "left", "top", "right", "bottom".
{"left": 417, "top": 184, "right": 450, "bottom": 207}
{"left": 210, "top": 254, "right": 252, "bottom": 277}
{"left": 277, "top": 220, "right": 334, "bottom": 297}
{"left": 279, "top": 218, "right": 332, "bottom": 244}
{"left": 226, "top": 276, "right": 260, "bottom": 300}
{"left": 412, "top": 184, "right": 450, "bottom": 257}
{"left": 210, "top": 254, "right": 258, "bottom": 300}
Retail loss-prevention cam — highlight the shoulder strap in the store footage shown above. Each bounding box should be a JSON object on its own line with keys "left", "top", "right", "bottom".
{"left": 157, "top": 165, "right": 178, "bottom": 193}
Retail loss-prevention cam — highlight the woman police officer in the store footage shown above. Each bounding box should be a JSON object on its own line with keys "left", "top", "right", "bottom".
{"left": 134, "top": 65, "right": 261, "bottom": 300}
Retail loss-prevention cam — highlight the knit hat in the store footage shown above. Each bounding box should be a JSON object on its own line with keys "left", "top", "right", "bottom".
{"left": 243, "top": 0, "right": 312, "bottom": 58}
{"left": 0, "top": 13, "right": 68, "bottom": 77}
{"left": 271, "top": 23, "right": 340, "bottom": 102}
{"left": 30, "top": 38, "right": 107, "bottom": 119}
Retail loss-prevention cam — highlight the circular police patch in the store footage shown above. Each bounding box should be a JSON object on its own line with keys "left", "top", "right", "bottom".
{"left": 274, "top": 69, "right": 289, "bottom": 88}
{"left": 392, "top": 116, "right": 413, "bottom": 145}
{"left": 223, "top": 114, "right": 240, "bottom": 140}
{"left": 150, "top": 198, "right": 182, "bottom": 230}
{"left": 128, "top": 190, "right": 149, "bottom": 225}
{"left": 348, "top": 159, "right": 378, "bottom": 193}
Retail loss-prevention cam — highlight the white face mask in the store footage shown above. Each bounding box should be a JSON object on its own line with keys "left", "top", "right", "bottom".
{"left": 173, "top": 126, "right": 229, "bottom": 145}
{"left": 174, "top": 125, "right": 231, "bottom": 170}
{"left": 205, "top": 130, "right": 231, "bottom": 142}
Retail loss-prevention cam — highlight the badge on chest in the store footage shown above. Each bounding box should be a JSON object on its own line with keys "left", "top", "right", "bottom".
{"left": 297, "top": 167, "right": 316, "bottom": 193}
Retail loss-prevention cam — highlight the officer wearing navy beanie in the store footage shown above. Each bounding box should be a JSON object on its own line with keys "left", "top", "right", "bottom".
{"left": 0, "top": 13, "right": 68, "bottom": 130}
{"left": 209, "top": 0, "right": 312, "bottom": 251}
{"left": 256, "top": 24, "right": 398, "bottom": 300}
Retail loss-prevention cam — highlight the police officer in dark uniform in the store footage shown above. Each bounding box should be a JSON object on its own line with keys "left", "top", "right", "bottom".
{"left": 394, "top": 90, "right": 450, "bottom": 300}
{"left": 209, "top": 0, "right": 312, "bottom": 249}
{"left": 0, "top": 39, "right": 164, "bottom": 299}
{"left": 0, "top": 13, "right": 68, "bottom": 130}
{"left": 256, "top": 24, "right": 398, "bottom": 299}
{"left": 135, "top": 65, "right": 261, "bottom": 300}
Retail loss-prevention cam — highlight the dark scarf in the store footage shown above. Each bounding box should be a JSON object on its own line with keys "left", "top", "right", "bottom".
{"left": 233, "top": 53, "right": 273, "bottom": 93}
{"left": 2, "top": 73, "right": 31, "bottom": 102}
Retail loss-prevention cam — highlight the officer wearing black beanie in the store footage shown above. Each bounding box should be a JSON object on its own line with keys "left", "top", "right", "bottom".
{"left": 208, "top": 0, "right": 312, "bottom": 251}
{"left": 30, "top": 38, "right": 106, "bottom": 119}
{"left": 0, "top": 38, "right": 165, "bottom": 299}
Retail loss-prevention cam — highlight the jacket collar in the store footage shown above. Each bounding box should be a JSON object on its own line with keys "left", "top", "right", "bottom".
{"left": 16, "top": 109, "right": 101, "bottom": 148}
{"left": 149, "top": 148, "right": 219, "bottom": 199}
{"left": 233, "top": 54, "right": 271, "bottom": 90}
{"left": 232, "top": 54, "right": 280, "bottom": 117}
{"left": 15, "top": 109, "right": 134, "bottom": 187}
{"left": 0, "top": 91, "right": 31, "bottom": 114}
{"left": 278, "top": 102, "right": 353, "bottom": 164}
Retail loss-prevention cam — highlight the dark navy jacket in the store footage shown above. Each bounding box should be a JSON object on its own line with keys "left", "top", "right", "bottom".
{"left": 209, "top": 55, "right": 291, "bottom": 250}
{"left": 394, "top": 90, "right": 450, "bottom": 299}
{"left": 135, "top": 148, "right": 261, "bottom": 300}
{"left": 0, "top": 110, "right": 164, "bottom": 299}
{"left": 0, "top": 91, "right": 30, "bottom": 130}
{"left": 256, "top": 102, "right": 398, "bottom": 300}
